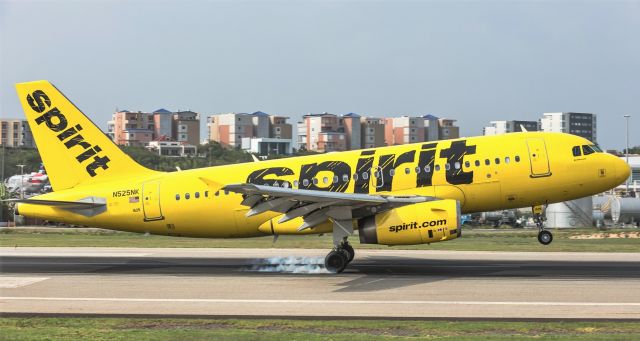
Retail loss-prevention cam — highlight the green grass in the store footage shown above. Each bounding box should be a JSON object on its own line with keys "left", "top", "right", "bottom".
{"left": 1, "top": 318, "right": 640, "bottom": 340}
{"left": 1, "top": 227, "right": 639, "bottom": 252}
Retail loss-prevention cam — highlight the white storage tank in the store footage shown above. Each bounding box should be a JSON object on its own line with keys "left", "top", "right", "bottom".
{"left": 611, "top": 197, "right": 640, "bottom": 224}
{"left": 545, "top": 196, "right": 593, "bottom": 228}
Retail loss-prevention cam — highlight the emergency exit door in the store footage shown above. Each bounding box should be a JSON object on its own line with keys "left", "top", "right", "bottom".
{"left": 526, "top": 139, "right": 551, "bottom": 178}
{"left": 142, "top": 180, "right": 164, "bottom": 221}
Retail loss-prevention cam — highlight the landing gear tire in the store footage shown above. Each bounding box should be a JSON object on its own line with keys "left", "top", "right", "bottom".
{"left": 538, "top": 230, "right": 553, "bottom": 245}
{"left": 325, "top": 250, "right": 348, "bottom": 274}
{"left": 341, "top": 243, "right": 355, "bottom": 263}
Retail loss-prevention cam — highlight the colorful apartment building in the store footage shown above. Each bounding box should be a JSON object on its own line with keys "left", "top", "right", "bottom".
{"left": 0, "top": 119, "right": 35, "bottom": 148}
{"left": 384, "top": 116, "right": 425, "bottom": 146}
{"left": 302, "top": 113, "right": 347, "bottom": 153}
{"left": 207, "top": 111, "right": 293, "bottom": 155}
{"left": 360, "top": 117, "right": 385, "bottom": 149}
{"left": 107, "top": 109, "right": 200, "bottom": 147}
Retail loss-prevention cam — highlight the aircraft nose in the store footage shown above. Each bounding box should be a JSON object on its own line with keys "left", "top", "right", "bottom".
{"left": 615, "top": 157, "right": 631, "bottom": 186}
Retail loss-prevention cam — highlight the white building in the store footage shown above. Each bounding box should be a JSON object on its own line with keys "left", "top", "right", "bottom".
{"left": 146, "top": 141, "right": 197, "bottom": 157}
{"left": 483, "top": 120, "right": 539, "bottom": 135}
{"left": 540, "top": 112, "right": 597, "bottom": 143}
{"left": 241, "top": 137, "right": 293, "bottom": 156}
{"left": 619, "top": 155, "right": 640, "bottom": 194}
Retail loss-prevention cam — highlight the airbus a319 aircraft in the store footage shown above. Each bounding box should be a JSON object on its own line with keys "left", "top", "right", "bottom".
{"left": 12, "top": 81, "right": 630, "bottom": 273}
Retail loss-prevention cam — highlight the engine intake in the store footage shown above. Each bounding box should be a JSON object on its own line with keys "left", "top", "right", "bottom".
{"left": 358, "top": 199, "right": 461, "bottom": 245}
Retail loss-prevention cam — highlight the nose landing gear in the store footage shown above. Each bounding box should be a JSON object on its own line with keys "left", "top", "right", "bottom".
{"left": 533, "top": 205, "right": 553, "bottom": 245}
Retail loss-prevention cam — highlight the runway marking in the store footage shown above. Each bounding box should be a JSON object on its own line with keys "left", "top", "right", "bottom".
{"left": 0, "top": 277, "right": 50, "bottom": 289}
{"left": 0, "top": 252, "right": 151, "bottom": 257}
{"left": 1, "top": 297, "right": 639, "bottom": 307}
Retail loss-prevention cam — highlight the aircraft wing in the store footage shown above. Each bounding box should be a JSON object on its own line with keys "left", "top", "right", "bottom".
{"left": 223, "top": 183, "right": 437, "bottom": 232}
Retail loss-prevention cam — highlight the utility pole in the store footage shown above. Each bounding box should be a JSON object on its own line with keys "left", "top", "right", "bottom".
{"left": 17, "top": 164, "right": 25, "bottom": 199}
{"left": 624, "top": 115, "right": 631, "bottom": 195}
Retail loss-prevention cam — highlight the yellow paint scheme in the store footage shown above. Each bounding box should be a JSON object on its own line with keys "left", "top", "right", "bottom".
{"left": 369, "top": 200, "right": 460, "bottom": 245}
{"left": 14, "top": 81, "right": 631, "bottom": 242}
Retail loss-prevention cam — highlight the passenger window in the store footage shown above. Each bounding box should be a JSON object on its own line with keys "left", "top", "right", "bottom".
{"left": 505, "top": 157, "right": 510, "bottom": 164}
{"left": 485, "top": 159, "right": 490, "bottom": 166}
{"left": 185, "top": 193, "right": 190, "bottom": 199}
{"left": 362, "top": 172, "right": 369, "bottom": 180}
{"left": 342, "top": 174, "right": 349, "bottom": 182}
{"left": 515, "top": 155, "right": 520, "bottom": 162}
{"left": 424, "top": 165, "right": 431, "bottom": 173}
{"left": 293, "top": 180, "right": 299, "bottom": 187}
{"left": 333, "top": 176, "right": 338, "bottom": 184}
{"left": 465, "top": 161, "right": 470, "bottom": 168}
{"left": 435, "top": 165, "right": 441, "bottom": 171}
{"left": 224, "top": 189, "right": 229, "bottom": 195}
{"left": 405, "top": 168, "right": 411, "bottom": 174}
{"left": 415, "top": 166, "right": 421, "bottom": 174}
{"left": 495, "top": 158, "right": 500, "bottom": 165}
{"left": 389, "top": 169, "right": 395, "bottom": 176}
{"left": 454, "top": 162, "right": 461, "bottom": 170}
{"left": 572, "top": 146, "right": 582, "bottom": 157}
{"left": 445, "top": 163, "right": 451, "bottom": 171}
{"left": 302, "top": 179, "right": 309, "bottom": 187}
{"left": 353, "top": 173, "right": 359, "bottom": 181}
{"left": 312, "top": 178, "right": 319, "bottom": 185}
{"left": 195, "top": 192, "right": 200, "bottom": 198}
{"left": 323, "top": 177, "right": 329, "bottom": 184}
{"left": 374, "top": 170, "right": 380, "bottom": 178}
{"left": 283, "top": 182, "right": 290, "bottom": 188}
{"left": 204, "top": 191, "right": 209, "bottom": 197}
{"left": 582, "top": 145, "right": 595, "bottom": 156}
{"left": 215, "top": 191, "right": 220, "bottom": 196}
{"left": 475, "top": 160, "right": 480, "bottom": 167}
{"left": 175, "top": 194, "right": 180, "bottom": 200}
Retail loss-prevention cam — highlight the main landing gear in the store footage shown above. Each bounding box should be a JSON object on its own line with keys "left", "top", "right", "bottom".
{"left": 325, "top": 239, "right": 354, "bottom": 274}
{"left": 533, "top": 205, "right": 553, "bottom": 245}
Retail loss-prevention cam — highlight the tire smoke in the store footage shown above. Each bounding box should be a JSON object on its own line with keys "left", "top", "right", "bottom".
{"left": 245, "top": 256, "right": 329, "bottom": 274}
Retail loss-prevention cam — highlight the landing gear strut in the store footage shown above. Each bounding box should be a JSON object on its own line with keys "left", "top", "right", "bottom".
{"left": 325, "top": 239, "right": 354, "bottom": 274}
{"left": 533, "top": 205, "right": 552, "bottom": 245}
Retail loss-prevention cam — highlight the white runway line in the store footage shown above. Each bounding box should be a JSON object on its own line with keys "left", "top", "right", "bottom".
{"left": 1, "top": 297, "right": 639, "bottom": 307}
{"left": 0, "top": 251, "right": 151, "bottom": 257}
{"left": 0, "top": 277, "right": 50, "bottom": 289}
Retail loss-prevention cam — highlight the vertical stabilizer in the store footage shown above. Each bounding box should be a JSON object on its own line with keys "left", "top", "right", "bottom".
{"left": 15, "top": 80, "right": 156, "bottom": 190}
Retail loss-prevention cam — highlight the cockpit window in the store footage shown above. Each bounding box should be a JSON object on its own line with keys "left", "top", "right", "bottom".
{"left": 591, "top": 144, "right": 603, "bottom": 152}
{"left": 582, "top": 145, "right": 595, "bottom": 156}
{"left": 572, "top": 146, "right": 582, "bottom": 157}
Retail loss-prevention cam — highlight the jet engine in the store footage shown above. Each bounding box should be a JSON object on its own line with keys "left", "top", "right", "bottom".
{"left": 358, "top": 199, "right": 461, "bottom": 245}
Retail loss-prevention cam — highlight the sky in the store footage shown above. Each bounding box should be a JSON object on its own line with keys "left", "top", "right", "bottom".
{"left": 1, "top": 0, "right": 638, "bottom": 150}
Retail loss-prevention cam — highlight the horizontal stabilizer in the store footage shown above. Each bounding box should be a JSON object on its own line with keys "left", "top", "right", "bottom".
{"left": 7, "top": 197, "right": 106, "bottom": 210}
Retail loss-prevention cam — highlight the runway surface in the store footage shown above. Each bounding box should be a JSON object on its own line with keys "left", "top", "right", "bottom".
{"left": 1, "top": 247, "right": 640, "bottom": 319}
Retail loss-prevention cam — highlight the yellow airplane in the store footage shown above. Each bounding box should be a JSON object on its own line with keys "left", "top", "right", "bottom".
{"left": 11, "top": 81, "right": 631, "bottom": 273}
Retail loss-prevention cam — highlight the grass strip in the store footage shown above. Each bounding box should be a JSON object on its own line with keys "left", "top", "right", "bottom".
{"left": 2, "top": 317, "right": 640, "bottom": 341}
{"left": 1, "top": 227, "right": 639, "bottom": 252}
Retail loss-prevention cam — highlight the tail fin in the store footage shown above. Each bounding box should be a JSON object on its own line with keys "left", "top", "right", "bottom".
{"left": 15, "top": 80, "right": 156, "bottom": 191}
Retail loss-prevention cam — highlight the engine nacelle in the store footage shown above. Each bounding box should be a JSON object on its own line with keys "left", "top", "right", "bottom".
{"left": 358, "top": 200, "right": 461, "bottom": 245}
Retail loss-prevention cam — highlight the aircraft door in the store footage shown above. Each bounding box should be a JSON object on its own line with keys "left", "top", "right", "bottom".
{"left": 142, "top": 180, "right": 164, "bottom": 221}
{"left": 526, "top": 139, "right": 551, "bottom": 178}
{"left": 372, "top": 166, "right": 384, "bottom": 189}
